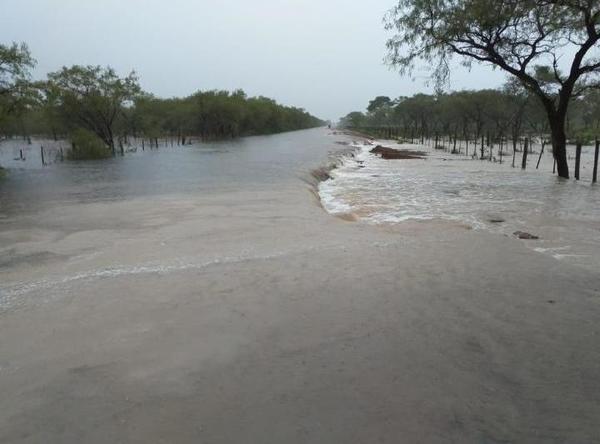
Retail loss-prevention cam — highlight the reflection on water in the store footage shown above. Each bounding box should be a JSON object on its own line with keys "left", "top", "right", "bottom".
{"left": 320, "top": 141, "right": 600, "bottom": 271}
{"left": 0, "top": 128, "right": 338, "bottom": 216}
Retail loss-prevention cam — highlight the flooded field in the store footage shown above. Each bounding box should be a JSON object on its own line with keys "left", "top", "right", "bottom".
{"left": 0, "top": 129, "right": 340, "bottom": 217}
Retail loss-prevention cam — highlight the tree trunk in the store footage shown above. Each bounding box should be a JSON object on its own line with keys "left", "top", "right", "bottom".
{"left": 103, "top": 127, "right": 116, "bottom": 156}
{"left": 521, "top": 138, "right": 529, "bottom": 170}
{"left": 549, "top": 115, "right": 569, "bottom": 179}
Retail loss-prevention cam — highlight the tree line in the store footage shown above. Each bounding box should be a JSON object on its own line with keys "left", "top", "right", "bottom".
{"left": 0, "top": 43, "right": 323, "bottom": 160}
{"left": 340, "top": 82, "right": 600, "bottom": 153}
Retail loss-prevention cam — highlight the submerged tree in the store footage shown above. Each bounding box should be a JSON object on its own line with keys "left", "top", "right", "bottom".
{"left": 47, "top": 65, "right": 141, "bottom": 154}
{"left": 385, "top": 0, "right": 600, "bottom": 178}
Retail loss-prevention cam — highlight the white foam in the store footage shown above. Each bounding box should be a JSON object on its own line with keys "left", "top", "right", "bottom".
{"left": 318, "top": 139, "right": 600, "bottom": 271}
{"left": 0, "top": 251, "right": 291, "bottom": 310}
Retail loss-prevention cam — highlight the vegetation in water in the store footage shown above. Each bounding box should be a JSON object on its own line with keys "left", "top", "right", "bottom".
{"left": 0, "top": 43, "right": 324, "bottom": 164}
{"left": 68, "top": 128, "right": 112, "bottom": 160}
{"left": 341, "top": 85, "right": 600, "bottom": 149}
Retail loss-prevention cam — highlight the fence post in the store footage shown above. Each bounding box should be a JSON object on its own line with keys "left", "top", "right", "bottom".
{"left": 593, "top": 139, "right": 599, "bottom": 184}
{"left": 536, "top": 141, "right": 545, "bottom": 169}
{"left": 575, "top": 142, "right": 582, "bottom": 180}
{"left": 40, "top": 146, "right": 45, "bottom": 166}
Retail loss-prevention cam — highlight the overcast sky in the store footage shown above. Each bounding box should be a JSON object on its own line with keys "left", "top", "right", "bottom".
{"left": 1, "top": 0, "right": 508, "bottom": 121}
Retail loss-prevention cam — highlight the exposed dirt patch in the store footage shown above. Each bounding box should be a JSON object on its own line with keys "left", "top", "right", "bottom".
{"left": 370, "top": 145, "right": 426, "bottom": 160}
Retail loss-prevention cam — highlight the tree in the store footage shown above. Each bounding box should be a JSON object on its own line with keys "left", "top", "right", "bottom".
{"left": 385, "top": 0, "right": 600, "bottom": 178}
{"left": 0, "top": 42, "right": 36, "bottom": 137}
{"left": 0, "top": 42, "right": 35, "bottom": 96}
{"left": 340, "top": 111, "right": 367, "bottom": 128}
{"left": 367, "top": 96, "right": 393, "bottom": 113}
{"left": 47, "top": 65, "right": 141, "bottom": 154}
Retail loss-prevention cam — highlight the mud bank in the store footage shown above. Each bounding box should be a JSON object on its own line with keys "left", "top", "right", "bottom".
{"left": 370, "top": 145, "right": 427, "bottom": 160}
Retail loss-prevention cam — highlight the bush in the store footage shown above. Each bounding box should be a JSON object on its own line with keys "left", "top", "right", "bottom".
{"left": 68, "top": 129, "right": 111, "bottom": 160}
{"left": 570, "top": 129, "right": 600, "bottom": 145}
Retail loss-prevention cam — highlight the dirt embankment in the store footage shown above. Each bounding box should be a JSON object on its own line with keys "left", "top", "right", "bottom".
{"left": 370, "top": 145, "right": 427, "bottom": 160}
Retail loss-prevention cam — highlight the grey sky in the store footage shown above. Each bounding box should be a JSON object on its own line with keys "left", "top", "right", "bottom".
{"left": 1, "top": 0, "right": 507, "bottom": 121}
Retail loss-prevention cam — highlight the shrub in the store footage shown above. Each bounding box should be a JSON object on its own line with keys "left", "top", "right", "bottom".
{"left": 68, "top": 129, "right": 111, "bottom": 160}
{"left": 570, "top": 129, "right": 600, "bottom": 145}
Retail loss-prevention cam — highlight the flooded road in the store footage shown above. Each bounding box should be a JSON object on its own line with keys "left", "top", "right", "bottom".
{"left": 1, "top": 129, "right": 599, "bottom": 443}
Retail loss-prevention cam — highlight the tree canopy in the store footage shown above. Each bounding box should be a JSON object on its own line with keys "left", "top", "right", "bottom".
{"left": 0, "top": 42, "right": 35, "bottom": 96}
{"left": 0, "top": 42, "right": 36, "bottom": 132}
{"left": 367, "top": 96, "right": 393, "bottom": 113}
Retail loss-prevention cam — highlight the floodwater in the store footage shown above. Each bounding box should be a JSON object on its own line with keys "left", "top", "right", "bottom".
{"left": 2, "top": 129, "right": 600, "bottom": 443}
{"left": 0, "top": 129, "right": 340, "bottom": 217}
{"left": 2, "top": 129, "right": 599, "bottom": 271}
{"left": 320, "top": 139, "right": 600, "bottom": 271}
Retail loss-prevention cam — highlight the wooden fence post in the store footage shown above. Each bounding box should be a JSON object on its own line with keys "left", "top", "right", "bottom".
{"left": 40, "top": 146, "right": 45, "bottom": 166}
{"left": 593, "top": 139, "right": 599, "bottom": 184}
{"left": 536, "top": 141, "right": 545, "bottom": 169}
{"left": 575, "top": 142, "right": 582, "bottom": 180}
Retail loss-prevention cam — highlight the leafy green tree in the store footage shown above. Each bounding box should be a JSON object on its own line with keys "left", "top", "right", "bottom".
{"left": 0, "top": 42, "right": 35, "bottom": 97}
{"left": 339, "top": 111, "right": 367, "bottom": 128}
{"left": 367, "top": 96, "right": 393, "bottom": 113}
{"left": 0, "top": 42, "right": 36, "bottom": 138}
{"left": 47, "top": 65, "right": 141, "bottom": 154}
{"left": 385, "top": 0, "right": 600, "bottom": 178}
